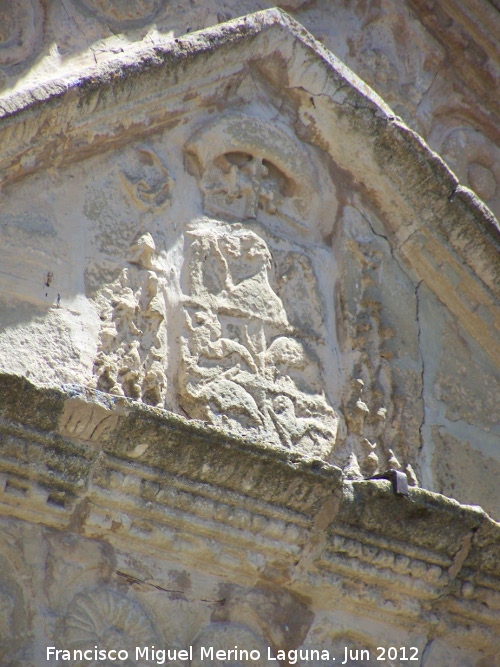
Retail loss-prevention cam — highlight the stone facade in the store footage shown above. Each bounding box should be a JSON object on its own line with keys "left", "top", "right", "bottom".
{"left": 0, "top": 4, "right": 499, "bottom": 666}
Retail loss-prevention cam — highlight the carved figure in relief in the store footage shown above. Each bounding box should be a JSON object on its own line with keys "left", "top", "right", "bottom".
{"left": 91, "top": 232, "right": 167, "bottom": 406}
{"left": 178, "top": 223, "right": 337, "bottom": 457}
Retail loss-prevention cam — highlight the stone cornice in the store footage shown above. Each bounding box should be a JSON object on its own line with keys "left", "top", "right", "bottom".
{"left": 0, "top": 374, "right": 499, "bottom": 648}
{"left": 408, "top": 0, "right": 500, "bottom": 109}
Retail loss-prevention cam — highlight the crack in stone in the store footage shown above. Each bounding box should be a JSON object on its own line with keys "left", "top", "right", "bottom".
{"left": 416, "top": 280, "right": 425, "bottom": 458}
{"left": 355, "top": 205, "right": 418, "bottom": 289}
{"left": 420, "top": 637, "right": 434, "bottom": 666}
{"left": 115, "top": 570, "right": 226, "bottom": 605}
{"left": 285, "top": 84, "right": 380, "bottom": 115}
{"left": 60, "top": 0, "right": 98, "bottom": 65}
{"left": 291, "top": 491, "right": 341, "bottom": 579}
{"left": 448, "top": 529, "right": 475, "bottom": 581}
{"left": 415, "top": 63, "right": 444, "bottom": 119}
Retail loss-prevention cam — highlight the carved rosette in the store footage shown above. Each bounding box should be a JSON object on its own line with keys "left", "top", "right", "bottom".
{"left": 437, "top": 125, "right": 499, "bottom": 214}
{"left": 0, "top": 0, "right": 44, "bottom": 68}
{"left": 64, "top": 589, "right": 160, "bottom": 666}
{"left": 74, "top": 0, "right": 165, "bottom": 29}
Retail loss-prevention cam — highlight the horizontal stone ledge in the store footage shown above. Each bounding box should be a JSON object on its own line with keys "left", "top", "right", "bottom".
{"left": 0, "top": 373, "right": 499, "bottom": 578}
{"left": 0, "top": 373, "right": 342, "bottom": 516}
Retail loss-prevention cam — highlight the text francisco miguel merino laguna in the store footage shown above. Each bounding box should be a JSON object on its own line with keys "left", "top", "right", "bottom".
{"left": 47, "top": 644, "right": 420, "bottom": 664}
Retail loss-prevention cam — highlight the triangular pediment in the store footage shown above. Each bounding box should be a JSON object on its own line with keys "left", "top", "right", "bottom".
{"left": 1, "top": 9, "right": 497, "bottom": 328}
{"left": 1, "top": 10, "right": 500, "bottom": 660}
{"left": 0, "top": 8, "right": 499, "bottom": 494}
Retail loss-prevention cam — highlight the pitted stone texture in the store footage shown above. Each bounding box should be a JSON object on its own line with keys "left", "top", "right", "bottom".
{"left": 178, "top": 220, "right": 338, "bottom": 457}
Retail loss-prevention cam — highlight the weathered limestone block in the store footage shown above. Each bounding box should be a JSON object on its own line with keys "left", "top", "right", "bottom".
{"left": 418, "top": 284, "right": 500, "bottom": 518}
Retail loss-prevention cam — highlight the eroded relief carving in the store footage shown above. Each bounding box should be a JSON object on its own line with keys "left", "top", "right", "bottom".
{"left": 74, "top": 0, "right": 165, "bottom": 29}
{"left": 120, "top": 148, "right": 172, "bottom": 212}
{"left": 0, "top": 0, "right": 43, "bottom": 67}
{"left": 339, "top": 210, "right": 421, "bottom": 482}
{"left": 185, "top": 115, "right": 335, "bottom": 241}
{"left": 91, "top": 232, "right": 168, "bottom": 406}
{"left": 87, "top": 115, "right": 339, "bottom": 458}
{"left": 181, "top": 115, "right": 339, "bottom": 458}
{"left": 179, "top": 223, "right": 337, "bottom": 456}
{"left": 196, "top": 150, "right": 287, "bottom": 221}
{"left": 64, "top": 589, "right": 160, "bottom": 665}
